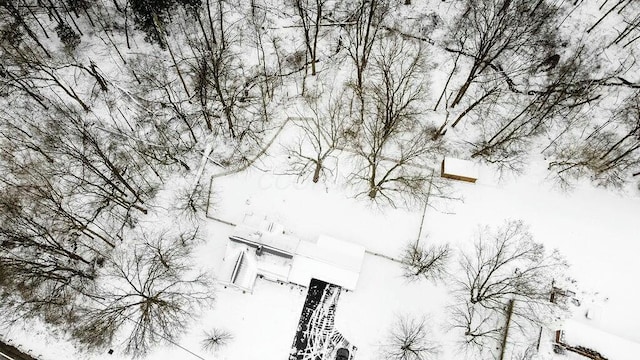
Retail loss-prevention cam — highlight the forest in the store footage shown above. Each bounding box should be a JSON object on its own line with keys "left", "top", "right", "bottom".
{"left": 0, "top": 0, "right": 638, "bottom": 359}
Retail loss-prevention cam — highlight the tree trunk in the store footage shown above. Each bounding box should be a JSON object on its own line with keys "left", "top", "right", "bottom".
{"left": 312, "top": 160, "right": 321, "bottom": 183}
{"left": 434, "top": 53, "right": 460, "bottom": 110}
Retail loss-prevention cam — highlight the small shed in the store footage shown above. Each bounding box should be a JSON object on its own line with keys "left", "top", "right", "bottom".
{"left": 441, "top": 157, "right": 479, "bottom": 183}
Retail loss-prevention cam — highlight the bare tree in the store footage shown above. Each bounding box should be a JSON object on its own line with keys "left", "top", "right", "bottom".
{"left": 73, "top": 231, "right": 214, "bottom": 357}
{"left": 401, "top": 241, "right": 450, "bottom": 283}
{"left": 382, "top": 315, "right": 439, "bottom": 360}
{"left": 340, "top": 0, "right": 388, "bottom": 120}
{"left": 184, "top": 1, "right": 277, "bottom": 158}
{"left": 469, "top": 47, "right": 605, "bottom": 174}
{"left": 293, "top": 0, "right": 326, "bottom": 76}
{"left": 349, "top": 36, "right": 446, "bottom": 206}
{"left": 446, "top": 0, "right": 560, "bottom": 108}
{"left": 284, "top": 92, "right": 346, "bottom": 183}
{"left": 547, "top": 90, "right": 640, "bottom": 189}
{"left": 201, "top": 328, "right": 233, "bottom": 352}
{"left": 455, "top": 220, "right": 566, "bottom": 310}
{"left": 448, "top": 220, "right": 569, "bottom": 358}
{"left": 448, "top": 300, "right": 504, "bottom": 358}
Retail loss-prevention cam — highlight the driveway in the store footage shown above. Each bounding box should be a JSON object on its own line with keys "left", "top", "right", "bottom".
{"left": 289, "top": 278, "right": 356, "bottom": 360}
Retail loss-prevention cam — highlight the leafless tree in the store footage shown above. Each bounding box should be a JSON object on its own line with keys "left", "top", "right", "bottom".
{"left": 455, "top": 220, "right": 566, "bottom": 310}
{"left": 339, "top": 0, "right": 389, "bottom": 120}
{"left": 448, "top": 220, "right": 569, "bottom": 358}
{"left": 587, "top": 0, "right": 635, "bottom": 34}
{"left": 446, "top": 0, "right": 560, "bottom": 108}
{"left": 0, "top": 1, "right": 52, "bottom": 58}
{"left": 381, "top": 315, "right": 439, "bottom": 360}
{"left": 173, "top": 182, "right": 209, "bottom": 221}
{"left": 187, "top": 5, "right": 247, "bottom": 139}
{"left": 182, "top": 2, "right": 277, "bottom": 164}
{"left": 547, "top": 90, "right": 640, "bottom": 189}
{"left": 293, "top": 0, "right": 327, "bottom": 76}
{"left": 349, "top": 36, "right": 446, "bottom": 206}
{"left": 448, "top": 300, "right": 504, "bottom": 358}
{"left": 469, "top": 47, "right": 605, "bottom": 174}
{"left": 401, "top": 241, "right": 450, "bottom": 283}
{"left": 284, "top": 93, "right": 346, "bottom": 183}
{"left": 201, "top": 328, "right": 233, "bottom": 352}
{"left": 73, "top": 231, "right": 214, "bottom": 357}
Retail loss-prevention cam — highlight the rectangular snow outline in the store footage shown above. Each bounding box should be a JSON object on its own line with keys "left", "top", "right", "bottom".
{"left": 441, "top": 157, "right": 479, "bottom": 183}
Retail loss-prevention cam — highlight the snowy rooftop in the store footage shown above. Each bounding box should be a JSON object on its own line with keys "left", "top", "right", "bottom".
{"left": 225, "top": 226, "right": 366, "bottom": 291}
{"left": 562, "top": 318, "right": 640, "bottom": 360}
{"left": 289, "top": 235, "right": 366, "bottom": 291}
{"left": 441, "top": 157, "right": 479, "bottom": 182}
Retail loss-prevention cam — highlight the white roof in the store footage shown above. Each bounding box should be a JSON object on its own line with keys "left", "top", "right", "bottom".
{"left": 562, "top": 319, "right": 640, "bottom": 360}
{"left": 442, "top": 157, "right": 479, "bottom": 179}
{"left": 288, "top": 235, "right": 365, "bottom": 291}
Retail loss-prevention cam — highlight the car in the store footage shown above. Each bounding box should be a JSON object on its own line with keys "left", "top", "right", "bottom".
{"left": 336, "top": 348, "right": 349, "bottom": 360}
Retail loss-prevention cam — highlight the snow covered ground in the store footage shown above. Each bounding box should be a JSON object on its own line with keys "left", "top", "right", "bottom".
{"left": 197, "top": 150, "right": 640, "bottom": 360}
{"left": 3, "top": 131, "right": 638, "bottom": 360}
{"left": 2, "top": 1, "right": 639, "bottom": 359}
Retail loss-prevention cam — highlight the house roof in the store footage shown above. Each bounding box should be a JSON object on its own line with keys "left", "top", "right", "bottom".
{"left": 442, "top": 157, "right": 479, "bottom": 180}
{"left": 562, "top": 318, "right": 640, "bottom": 360}
{"left": 289, "top": 235, "right": 365, "bottom": 291}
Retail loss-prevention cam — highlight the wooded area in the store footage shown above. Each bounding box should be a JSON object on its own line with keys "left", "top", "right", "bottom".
{"left": 0, "top": 0, "right": 638, "bottom": 358}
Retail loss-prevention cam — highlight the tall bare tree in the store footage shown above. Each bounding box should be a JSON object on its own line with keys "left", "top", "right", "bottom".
{"left": 284, "top": 92, "right": 346, "bottom": 183}
{"left": 467, "top": 46, "right": 604, "bottom": 174}
{"left": 446, "top": 0, "right": 560, "bottom": 108}
{"left": 449, "top": 220, "right": 569, "bottom": 358}
{"left": 350, "top": 36, "right": 445, "bottom": 206}
{"left": 293, "top": 0, "right": 326, "bottom": 76}
{"left": 73, "top": 230, "right": 214, "bottom": 357}
{"left": 547, "top": 90, "right": 640, "bottom": 188}
{"left": 340, "top": 0, "right": 388, "bottom": 120}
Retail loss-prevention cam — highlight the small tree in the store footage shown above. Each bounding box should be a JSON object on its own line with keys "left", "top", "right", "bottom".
{"left": 201, "top": 328, "right": 233, "bottom": 352}
{"left": 401, "top": 241, "right": 450, "bottom": 283}
{"left": 382, "top": 315, "right": 439, "bottom": 360}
